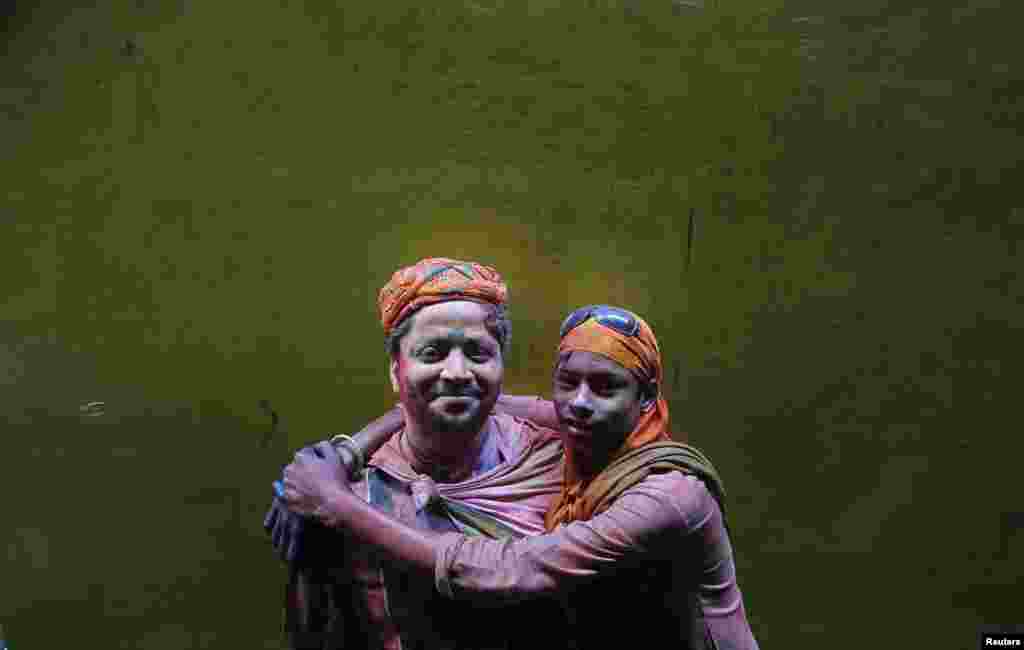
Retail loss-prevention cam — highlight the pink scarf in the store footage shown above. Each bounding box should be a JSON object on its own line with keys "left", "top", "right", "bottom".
{"left": 370, "top": 413, "right": 564, "bottom": 537}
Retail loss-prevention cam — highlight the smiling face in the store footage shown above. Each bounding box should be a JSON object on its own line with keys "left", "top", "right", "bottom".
{"left": 390, "top": 300, "right": 504, "bottom": 440}
{"left": 552, "top": 351, "right": 650, "bottom": 476}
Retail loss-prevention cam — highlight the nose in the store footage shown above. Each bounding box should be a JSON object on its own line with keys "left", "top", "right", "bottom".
{"left": 440, "top": 349, "right": 472, "bottom": 383}
{"left": 568, "top": 385, "right": 594, "bottom": 420}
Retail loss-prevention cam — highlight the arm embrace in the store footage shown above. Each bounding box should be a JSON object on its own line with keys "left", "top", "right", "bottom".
{"left": 283, "top": 446, "right": 710, "bottom": 606}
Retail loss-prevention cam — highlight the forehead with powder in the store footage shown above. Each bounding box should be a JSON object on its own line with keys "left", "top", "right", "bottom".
{"left": 401, "top": 301, "right": 499, "bottom": 351}
{"left": 556, "top": 351, "right": 635, "bottom": 380}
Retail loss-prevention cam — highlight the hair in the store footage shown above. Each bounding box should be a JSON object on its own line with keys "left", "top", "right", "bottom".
{"left": 385, "top": 302, "right": 512, "bottom": 359}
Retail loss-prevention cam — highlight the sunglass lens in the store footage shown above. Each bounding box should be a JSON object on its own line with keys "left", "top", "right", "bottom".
{"left": 599, "top": 311, "right": 633, "bottom": 334}
{"left": 560, "top": 307, "right": 590, "bottom": 338}
{"left": 561, "top": 306, "right": 639, "bottom": 337}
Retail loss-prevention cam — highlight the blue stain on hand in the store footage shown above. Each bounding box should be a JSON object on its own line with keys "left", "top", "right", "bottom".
{"left": 273, "top": 480, "right": 285, "bottom": 498}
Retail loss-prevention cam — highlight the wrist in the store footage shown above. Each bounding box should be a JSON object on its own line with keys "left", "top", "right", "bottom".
{"left": 330, "top": 434, "right": 365, "bottom": 478}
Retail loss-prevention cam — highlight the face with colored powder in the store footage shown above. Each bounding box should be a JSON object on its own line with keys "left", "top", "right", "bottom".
{"left": 552, "top": 351, "right": 651, "bottom": 475}
{"left": 390, "top": 300, "right": 504, "bottom": 439}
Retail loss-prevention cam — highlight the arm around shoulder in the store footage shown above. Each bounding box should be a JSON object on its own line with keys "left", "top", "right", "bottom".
{"left": 495, "top": 393, "right": 560, "bottom": 431}
{"left": 436, "top": 471, "right": 698, "bottom": 604}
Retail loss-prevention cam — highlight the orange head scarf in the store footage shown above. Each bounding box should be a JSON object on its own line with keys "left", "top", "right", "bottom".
{"left": 546, "top": 308, "right": 672, "bottom": 527}
{"left": 377, "top": 257, "right": 508, "bottom": 335}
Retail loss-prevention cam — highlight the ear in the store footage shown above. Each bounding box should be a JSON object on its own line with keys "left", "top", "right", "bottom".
{"left": 389, "top": 359, "right": 400, "bottom": 394}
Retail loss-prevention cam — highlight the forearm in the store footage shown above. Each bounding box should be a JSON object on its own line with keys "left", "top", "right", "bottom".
{"left": 317, "top": 487, "right": 439, "bottom": 576}
{"left": 316, "top": 487, "right": 556, "bottom": 606}
{"left": 437, "top": 476, "right": 698, "bottom": 603}
{"left": 495, "top": 394, "right": 559, "bottom": 430}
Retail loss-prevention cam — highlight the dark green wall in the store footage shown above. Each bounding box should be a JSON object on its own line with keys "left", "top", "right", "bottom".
{"left": 2, "top": 1, "right": 1020, "bottom": 648}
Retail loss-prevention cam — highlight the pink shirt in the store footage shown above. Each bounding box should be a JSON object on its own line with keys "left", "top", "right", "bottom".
{"left": 435, "top": 471, "right": 759, "bottom": 650}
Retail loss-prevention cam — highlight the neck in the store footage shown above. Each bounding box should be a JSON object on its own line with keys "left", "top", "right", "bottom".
{"left": 402, "top": 419, "right": 490, "bottom": 482}
{"left": 566, "top": 444, "right": 618, "bottom": 486}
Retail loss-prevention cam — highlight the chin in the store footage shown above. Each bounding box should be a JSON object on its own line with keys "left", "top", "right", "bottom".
{"left": 432, "top": 410, "right": 484, "bottom": 434}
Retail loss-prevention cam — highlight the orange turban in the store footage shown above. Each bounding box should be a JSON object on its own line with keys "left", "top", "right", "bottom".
{"left": 549, "top": 310, "right": 672, "bottom": 520}
{"left": 377, "top": 257, "right": 508, "bottom": 335}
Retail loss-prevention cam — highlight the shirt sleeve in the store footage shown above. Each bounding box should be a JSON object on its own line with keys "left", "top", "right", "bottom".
{"left": 434, "top": 472, "right": 714, "bottom": 604}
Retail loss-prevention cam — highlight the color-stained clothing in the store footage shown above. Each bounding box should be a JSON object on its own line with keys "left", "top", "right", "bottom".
{"left": 435, "top": 471, "right": 759, "bottom": 650}
{"left": 287, "top": 413, "right": 565, "bottom": 650}
{"left": 367, "top": 414, "right": 563, "bottom": 539}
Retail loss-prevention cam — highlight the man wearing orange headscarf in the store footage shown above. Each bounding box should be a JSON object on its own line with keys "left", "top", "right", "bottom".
{"left": 282, "top": 305, "right": 759, "bottom": 650}
{"left": 265, "top": 257, "right": 567, "bottom": 650}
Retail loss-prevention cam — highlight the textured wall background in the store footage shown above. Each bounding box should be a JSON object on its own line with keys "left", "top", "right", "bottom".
{"left": 2, "top": 1, "right": 1021, "bottom": 648}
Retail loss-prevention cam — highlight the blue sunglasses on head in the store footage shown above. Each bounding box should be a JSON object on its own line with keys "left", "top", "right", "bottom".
{"left": 559, "top": 304, "right": 641, "bottom": 339}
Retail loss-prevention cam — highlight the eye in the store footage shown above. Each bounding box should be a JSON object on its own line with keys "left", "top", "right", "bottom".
{"left": 418, "top": 346, "right": 443, "bottom": 361}
{"left": 461, "top": 340, "right": 494, "bottom": 362}
{"left": 588, "top": 379, "right": 622, "bottom": 397}
{"left": 555, "top": 374, "right": 577, "bottom": 390}
{"left": 468, "top": 347, "right": 493, "bottom": 362}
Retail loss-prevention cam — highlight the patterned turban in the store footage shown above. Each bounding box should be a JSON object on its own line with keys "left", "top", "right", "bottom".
{"left": 377, "top": 257, "right": 508, "bottom": 335}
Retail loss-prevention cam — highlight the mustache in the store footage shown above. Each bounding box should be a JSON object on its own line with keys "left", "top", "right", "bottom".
{"left": 430, "top": 385, "right": 482, "bottom": 400}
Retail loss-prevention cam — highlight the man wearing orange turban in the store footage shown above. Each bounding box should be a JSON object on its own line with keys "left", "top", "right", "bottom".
{"left": 265, "top": 257, "right": 568, "bottom": 650}
{"left": 282, "top": 304, "right": 759, "bottom": 650}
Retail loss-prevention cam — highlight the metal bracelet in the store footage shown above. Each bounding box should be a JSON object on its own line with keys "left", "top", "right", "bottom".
{"left": 330, "top": 433, "right": 366, "bottom": 479}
